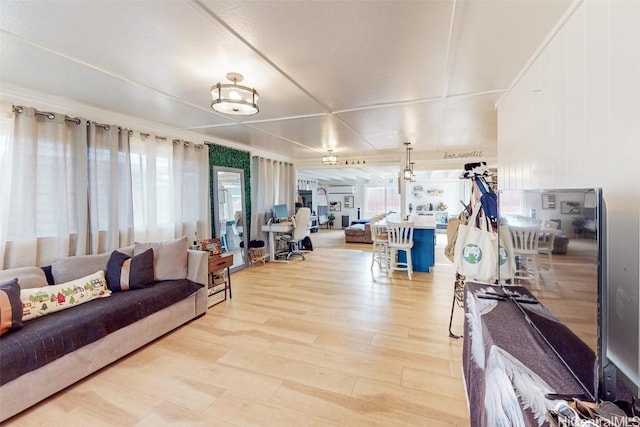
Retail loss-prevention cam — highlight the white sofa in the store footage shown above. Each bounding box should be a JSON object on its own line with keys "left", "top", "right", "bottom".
{"left": 0, "top": 246, "right": 209, "bottom": 422}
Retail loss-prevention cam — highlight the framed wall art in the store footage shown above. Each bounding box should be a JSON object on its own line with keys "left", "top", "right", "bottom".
{"left": 542, "top": 193, "right": 556, "bottom": 209}
{"left": 561, "top": 201, "right": 581, "bottom": 214}
{"left": 344, "top": 195, "right": 354, "bottom": 209}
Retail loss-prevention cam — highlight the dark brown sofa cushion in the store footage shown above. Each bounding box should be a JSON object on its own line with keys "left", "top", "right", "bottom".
{"left": 552, "top": 233, "right": 569, "bottom": 254}
{"left": 344, "top": 223, "right": 373, "bottom": 244}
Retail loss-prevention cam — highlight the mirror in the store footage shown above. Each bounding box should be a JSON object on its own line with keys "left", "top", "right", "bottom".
{"left": 499, "top": 188, "right": 604, "bottom": 400}
{"left": 213, "top": 166, "right": 248, "bottom": 271}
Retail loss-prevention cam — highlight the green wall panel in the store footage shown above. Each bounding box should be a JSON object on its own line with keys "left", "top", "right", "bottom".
{"left": 208, "top": 144, "right": 252, "bottom": 239}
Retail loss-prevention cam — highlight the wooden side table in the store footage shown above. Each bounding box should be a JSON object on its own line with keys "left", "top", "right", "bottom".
{"left": 207, "top": 252, "right": 233, "bottom": 307}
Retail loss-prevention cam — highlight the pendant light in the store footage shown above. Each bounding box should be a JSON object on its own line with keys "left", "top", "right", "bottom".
{"left": 322, "top": 149, "right": 338, "bottom": 165}
{"left": 403, "top": 142, "right": 413, "bottom": 181}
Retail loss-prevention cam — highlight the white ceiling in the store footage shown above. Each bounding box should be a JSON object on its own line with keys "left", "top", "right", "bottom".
{"left": 0, "top": 0, "right": 571, "bottom": 183}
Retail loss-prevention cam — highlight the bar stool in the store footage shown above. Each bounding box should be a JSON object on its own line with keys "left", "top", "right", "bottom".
{"left": 509, "top": 223, "right": 541, "bottom": 289}
{"left": 386, "top": 220, "right": 415, "bottom": 280}
{"left": 538, "top": 220, "right": 558, "bottom": 274}
{"left": 370, "top": 213, "right": 389, "bottom": 270}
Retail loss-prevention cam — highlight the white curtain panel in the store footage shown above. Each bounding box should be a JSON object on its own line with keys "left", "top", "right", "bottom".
{"left": 192, "top": 142, "right": 211, "bottom": 241}
{"left": 250, "top": 156, "right": 276, "bottom": 244}
{"left": 1, "top": 107, "right": 88, "bottom": 268}
{"left": 130, "top": 132, "right": 175, "bottom": 242}
{"left": 172, "top": 140, "right": 210, "bottom": 242}
{"left": 297, "top": 179, "right": 318, "bottom": 192}
{"left": 275, "top": 161, "right": 296, "bottom": 211}
{"left": 0, "top": 112, "right": 14, "bottom": 267}
{"left": 297, "top": 179, "right": 318, "bottom": 212}
{"left": 0, "top": 108, "right": 211, "bottom": 268}
{"left": 130, "top": 132, "right": 210, "bottom": 244}
{"left": 250, "top": 157, "right": 296, "bottom": 252}
{"left": 87, "top": 122, "right": 134, "bottom": 254}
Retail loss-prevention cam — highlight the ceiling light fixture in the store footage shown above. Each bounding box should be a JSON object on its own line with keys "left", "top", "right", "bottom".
{"left": 403, "top": 142, "right": 414, "bottom": 181}
{"left": 322, "top": 149, "right": 338, "bottom": 165}
{"left": 210, "top": 72, "right": 259, "bottom": 116}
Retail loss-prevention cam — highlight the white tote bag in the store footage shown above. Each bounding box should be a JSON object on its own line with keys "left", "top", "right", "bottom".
{"left": 454, "top": 203, "right": 498, "bottom": 282}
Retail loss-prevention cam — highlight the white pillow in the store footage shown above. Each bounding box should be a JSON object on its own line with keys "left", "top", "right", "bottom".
{"left": 21, "top": 270, "right": 111, "bottom": 321}
{"left": 133, "top": 236, "right": 188, "bottom": 281}
{"left": 0, "top": 266, "right": 48, "bottom": 290}
{"left": 51, "top": 252, "right": 111, "bottom": 284}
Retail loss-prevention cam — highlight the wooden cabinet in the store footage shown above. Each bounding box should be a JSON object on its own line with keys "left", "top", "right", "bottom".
{"left": 207, "top": 253, "right": 233, "bottom": 307}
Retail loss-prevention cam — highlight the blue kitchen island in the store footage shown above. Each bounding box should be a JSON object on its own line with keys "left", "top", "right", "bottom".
{"left": 392, "top": 216, "right": 436, "bottom": 273}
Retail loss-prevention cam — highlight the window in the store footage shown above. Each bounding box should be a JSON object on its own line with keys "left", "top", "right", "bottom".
{"left": 499, "top": 190, "right": 523, "bottom": 215}
{"left": 1, "top": 109, "right": 210, "bottom": 268}
{"left": 129, "top": 134, "right": 208, "bottom": 242}
{"left": 130, "top": 133, "right": 175, "bottom": 240}
{"left": 3, "top": 116, "right": 87, "bottom": 241}
{"left": 364, "top": 184, "right": 400, "bottom": 218}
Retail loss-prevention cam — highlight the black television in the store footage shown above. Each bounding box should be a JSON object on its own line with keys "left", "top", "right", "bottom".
{"left": 498, "top": 188, "right": 624, "bottom": 402}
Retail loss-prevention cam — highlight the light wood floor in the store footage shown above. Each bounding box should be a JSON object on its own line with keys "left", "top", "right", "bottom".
{"left": 5, "top": 230, "right": 597, "bottom": 426}
{"left": 5, "top": 230, "right": 470, "bottom": 426}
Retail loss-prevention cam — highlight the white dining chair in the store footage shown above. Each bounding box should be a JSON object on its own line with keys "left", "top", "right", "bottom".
{"left": 509, "top": 223, "right": 541, "bottom": 289}
{"left": 370, "top": 213, "right": 389, "bottom": 271}
{"left": 538, "top": 220, "right": 558, "bottom": 274}
{"left": 386, "top": 220, "right": 415, "bottom": 280}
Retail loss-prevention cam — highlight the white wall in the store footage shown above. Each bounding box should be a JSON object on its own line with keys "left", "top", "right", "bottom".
{"left": 405, "top": 181, "right": 468, "bottom": 217}
{"left": 318, "top": 185, "right": 361, "bottom": 228}
{"left": 327, "top": 192, "right": 357, "bottom": 228}
{"left": 521, "top": 190, "right": 591, "bottom": 237}
{"left": 497, "top": 0, "right": 640, "bottom": 392}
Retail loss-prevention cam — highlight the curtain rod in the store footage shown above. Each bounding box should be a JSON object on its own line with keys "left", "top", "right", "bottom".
{"left": 139, "top": 132, "right": 167, "bottom": 141}
{"left": 13, "top": 105, "right": 82, "bottom": 125}
{"left": 173, "top": 139, "right": 202, "bottom": 148}
{"left": 251, "top": 155, "right": 292, "bottom": 166}
{"left": 90, "top": 121, "right": 110, "bottom": 130}
{"left": 140, "top": 133, "right": 198, "bottom": 146}
{"left": 12, "top": 105, "right": 117, "bottom": 130}
{"left": 12, "top": 105, "right": 201, "bottom": 144}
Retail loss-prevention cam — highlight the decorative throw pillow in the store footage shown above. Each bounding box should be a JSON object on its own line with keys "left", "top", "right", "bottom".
{"left": 0, "top": 278, "right": 24, "bottom": 336}
{"left": 0, "top": 266, "right": 48, "bottom": 290}
{"left": 133, "top": 236, "right": 188, "bottom": 281}
{"left": 21, "top": 270, "right": 111, "bottom": 322}
{"left": 106, "top": 248, "right": 155, "bottom": 292}
{"left": 51, "top": 252, "right": 111, "bottom": 284}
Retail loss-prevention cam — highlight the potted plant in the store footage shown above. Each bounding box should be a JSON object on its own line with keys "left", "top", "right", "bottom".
{"left": 327, "top": 213, "right": 336, "bottom": 227}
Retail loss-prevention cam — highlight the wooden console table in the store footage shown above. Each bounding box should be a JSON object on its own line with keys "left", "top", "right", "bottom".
{"left": 207, "top": 252, "right": 233, "bottom": 307}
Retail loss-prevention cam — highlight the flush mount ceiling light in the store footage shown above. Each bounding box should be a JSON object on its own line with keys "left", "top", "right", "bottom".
{"left": 210, "top": 72, "right": 259, "bottom": 116}
{"left": 322, "top": 149, "right": 338, "bottom": 165}
{"left": 403, "top": 142, "right": 414, "bottom": 181}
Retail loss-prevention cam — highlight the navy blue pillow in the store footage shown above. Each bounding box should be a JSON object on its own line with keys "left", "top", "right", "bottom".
{"left": 106, "top": 248, "right": 155, "bottom": 292}
{"left": 0, "top": 278, "right": 24, "bottom": 336}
